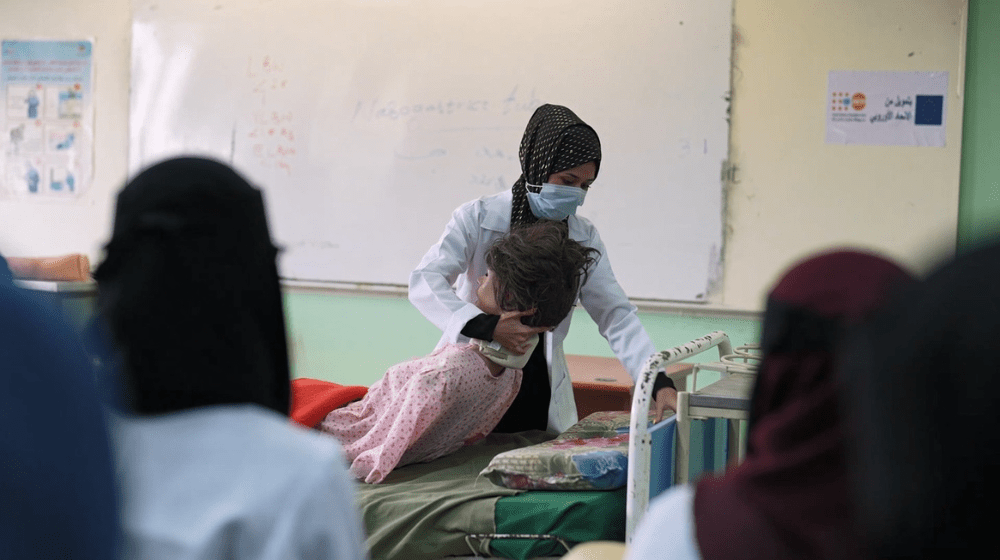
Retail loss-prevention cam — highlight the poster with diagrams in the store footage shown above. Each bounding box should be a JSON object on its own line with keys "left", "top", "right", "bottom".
{"left": 1, "top": 40, "right": 93, "bottom": 199}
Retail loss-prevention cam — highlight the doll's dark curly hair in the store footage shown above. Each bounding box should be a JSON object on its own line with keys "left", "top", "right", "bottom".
{"left": 485, "top": 221, "right": 599, "bottom": 327}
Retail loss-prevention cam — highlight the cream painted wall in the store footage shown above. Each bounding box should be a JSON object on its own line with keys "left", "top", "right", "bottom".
{"left": 0, "top": 0, "right": 131, "bottom": 262}
{"left": 723, "top": 0, "right": 967, "bottom": 310}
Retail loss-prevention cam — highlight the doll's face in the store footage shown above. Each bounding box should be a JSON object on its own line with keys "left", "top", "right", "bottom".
{"left": 475, "top": 269, "right": 502, "bottom": 315}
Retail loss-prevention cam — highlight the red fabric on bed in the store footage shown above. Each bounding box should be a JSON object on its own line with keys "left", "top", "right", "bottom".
{"left": 290, "top": 379, "right": 368, "bottom": 428}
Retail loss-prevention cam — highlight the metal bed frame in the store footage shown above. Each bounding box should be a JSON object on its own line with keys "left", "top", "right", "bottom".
{"left": 626, "top": 331, "right": 737, "bottom": 542}
{"left": 456, "top": 331, "right": 757, "bottom": 554}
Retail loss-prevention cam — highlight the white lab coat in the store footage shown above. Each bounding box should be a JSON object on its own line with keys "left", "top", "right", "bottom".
{"left": 409, "top": 190, "right": 657, "bottom": 433}
{"left": 112, "top": 404, "right": 369, "bottom": 560}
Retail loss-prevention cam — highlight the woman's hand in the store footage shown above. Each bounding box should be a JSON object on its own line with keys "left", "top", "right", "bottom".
{"left": 654, "top": 387, "right": 678, "bottom": 422}
{"left": 492, "top": 309, "right": 549, "bottom": 354}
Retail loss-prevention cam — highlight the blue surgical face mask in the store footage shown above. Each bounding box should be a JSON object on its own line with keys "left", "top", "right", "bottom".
{"left": 525, "top": 183, "right": 587, "bottom": 220}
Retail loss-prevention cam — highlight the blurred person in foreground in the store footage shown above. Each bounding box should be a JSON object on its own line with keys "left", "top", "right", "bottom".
{"left": 94, "top": 157, "right": 368, "bottom": 560}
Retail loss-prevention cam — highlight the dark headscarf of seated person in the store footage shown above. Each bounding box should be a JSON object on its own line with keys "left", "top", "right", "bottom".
{"left": 0, "top": 260, "right": 120, "bottom": 559}
{"left": 841, "top": 241, "right": 1000, "bottom": 559}
{"left": 688, "top": 250, "right": 912, "bottom": 560}
{"left": 94, "top": 157, "right": 370, "bottom": 560}
{"left": 94, "top": 156, "right": 290, "bottom": 416}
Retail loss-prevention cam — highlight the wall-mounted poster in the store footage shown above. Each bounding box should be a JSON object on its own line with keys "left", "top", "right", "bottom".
{"left": 1, "top": 40, "right": 93, "bottom": 199}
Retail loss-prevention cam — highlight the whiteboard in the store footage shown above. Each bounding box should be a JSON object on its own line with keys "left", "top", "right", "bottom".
{"left": 129, "top": 0, "right": 731, "bottom": 302}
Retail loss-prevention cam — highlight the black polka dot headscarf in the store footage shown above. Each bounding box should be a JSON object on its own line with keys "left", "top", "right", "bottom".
{"left": 511, "top": 104, "right": 602, "bottom": 228}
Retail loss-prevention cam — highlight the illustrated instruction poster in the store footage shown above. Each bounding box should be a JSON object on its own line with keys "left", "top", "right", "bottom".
{"left": 826, "top": 71, "right": 948, "bottom": 147}
{"left": 1, "top": 40, "right": 94, "bottom": 198}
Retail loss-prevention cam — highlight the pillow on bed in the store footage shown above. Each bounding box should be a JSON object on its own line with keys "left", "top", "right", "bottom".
{"left": 480, "top": 410, "right": 656, "bottom": 491}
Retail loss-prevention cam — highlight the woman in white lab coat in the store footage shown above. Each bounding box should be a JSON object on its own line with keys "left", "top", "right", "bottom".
{"left": 409, "top": 104, "right": 676, "bottom": 434}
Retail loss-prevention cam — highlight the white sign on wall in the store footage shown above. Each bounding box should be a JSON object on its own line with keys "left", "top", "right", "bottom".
{"left": 826, "top": 70, "right": 948, "bottom": 147}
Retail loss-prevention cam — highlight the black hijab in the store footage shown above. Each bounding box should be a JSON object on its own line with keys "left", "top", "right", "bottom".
{"left": 511, "top": 104, "right": 602, "bottom": 227}
{"left": 841, "top": 241, "right": 1000, "bottom": 559}
{"left": 94, "top": 157, "right": 290, "bottom": 416}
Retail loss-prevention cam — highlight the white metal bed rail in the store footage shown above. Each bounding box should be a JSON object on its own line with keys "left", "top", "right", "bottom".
{"left": 625, "top": 330, "right": 733, "bottom": 543}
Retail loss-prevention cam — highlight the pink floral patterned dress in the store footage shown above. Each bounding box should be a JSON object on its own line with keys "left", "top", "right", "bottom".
{"left": 318, "top": 343, "right": 522, "bottom": 483}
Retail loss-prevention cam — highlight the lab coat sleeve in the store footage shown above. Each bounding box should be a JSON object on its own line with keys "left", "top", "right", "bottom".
{"left": 408, "top": 201, "right": 486, "bottom": 343}
{"left": 578, "top": 226, "right": 658, "bottom": 384}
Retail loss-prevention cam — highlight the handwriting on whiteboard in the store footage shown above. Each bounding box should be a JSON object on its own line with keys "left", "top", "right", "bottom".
{"left": 469, "top": 173, "right": 511, "bottom": 190}
{"left": 246, "top": 55, "right": 297, "bottom": 175}
{"left": 352, "top": 86, "right": 542, "bottom": 122}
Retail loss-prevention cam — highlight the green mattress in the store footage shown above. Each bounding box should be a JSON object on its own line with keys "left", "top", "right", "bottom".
{"left": 355, "top": 431, "right": 625, "bottom": 560}
{"left": 355, "top": 418, "right": 726, "bottom": 560}
{"left": 489, "top": 487, "right": 626, "bottom": 559}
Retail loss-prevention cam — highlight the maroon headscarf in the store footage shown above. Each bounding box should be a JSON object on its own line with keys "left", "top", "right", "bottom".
{"left": 693, "top": 250, "right": 913, "bottom": 560}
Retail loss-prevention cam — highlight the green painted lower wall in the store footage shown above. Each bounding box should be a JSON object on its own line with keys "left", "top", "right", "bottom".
{"left": 284, "top": 291, "right": 444, "bottom": 386}
{"left": 283, "top": 290, "right": 761, "bottom": 387}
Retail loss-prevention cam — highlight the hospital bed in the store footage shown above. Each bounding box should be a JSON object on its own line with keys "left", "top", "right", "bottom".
{"left": 354, "top": 331, "right": 740, "bottom": 559}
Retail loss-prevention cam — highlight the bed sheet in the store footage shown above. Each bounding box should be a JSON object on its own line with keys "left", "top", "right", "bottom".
{"left": 354, "top": 431, "right": 554, "bottom": 560}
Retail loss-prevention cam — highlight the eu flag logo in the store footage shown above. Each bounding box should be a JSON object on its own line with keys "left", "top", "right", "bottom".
{"left": 915, "top": 95, "right": 943, "bottom": 125}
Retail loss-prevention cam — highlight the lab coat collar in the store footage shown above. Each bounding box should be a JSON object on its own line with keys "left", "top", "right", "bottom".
{"left": 481, "top": 190, "right": 589, "bottom": 243}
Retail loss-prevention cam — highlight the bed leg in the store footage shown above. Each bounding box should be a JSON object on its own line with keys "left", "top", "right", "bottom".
{"left": 727, "top": 418, "right": 742, "bottom": 468}
{"left": 675, "top": 391, "right": 691, "bottom": 485}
